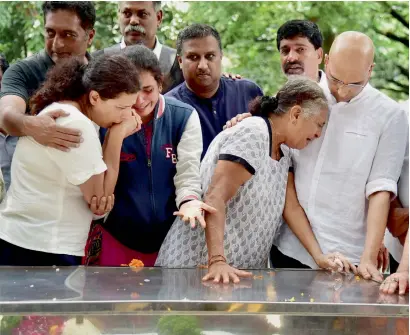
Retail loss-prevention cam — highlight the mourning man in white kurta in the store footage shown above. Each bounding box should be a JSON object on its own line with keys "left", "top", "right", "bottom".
{"left": 274, "top": 32, "right": 408, "bottom": 282}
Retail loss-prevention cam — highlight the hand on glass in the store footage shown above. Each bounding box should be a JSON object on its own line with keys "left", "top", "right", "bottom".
{"left": 315, "top": 252, "right": 358, "bottom": 274}
{"left": 174, "top": 200, "right": 217, "bottom": 228}
{"left": 379, "top": 271, "right": 409, "bottom": 295}
{"left": 358, "top": 258, "right": 383, "bottom": 282}
{"left": 202, "top": 261, "right": 253, "bottom": 284}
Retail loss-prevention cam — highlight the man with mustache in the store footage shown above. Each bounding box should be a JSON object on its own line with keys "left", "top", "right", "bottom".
{"left": 224, "top": 20, "right": 324, "bottom": 130}
{"left": 0, "top": 1, "right": 94, "bottom": 190}
{"left": 278, "top": 20, "right": 324, "bottom": 83}
{"left": 94, "top": 1, "right": 176, "bottom": 77}
{"left": 166, "top": 24, "right": 263, "bottom": 157}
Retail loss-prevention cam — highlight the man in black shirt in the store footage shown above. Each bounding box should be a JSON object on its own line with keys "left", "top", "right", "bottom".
{"left": 0, "top": 1, "right": 95, "bottom": 190}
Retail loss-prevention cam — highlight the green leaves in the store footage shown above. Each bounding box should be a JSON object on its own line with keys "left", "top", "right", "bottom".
{"left": 0, "top": 1, "right": 407, "bottom": 100}
{"left": 157, "top": 315, "right": 202, "bottom": 335}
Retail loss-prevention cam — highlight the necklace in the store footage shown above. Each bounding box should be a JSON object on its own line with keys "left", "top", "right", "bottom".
{"left": 268, "top": 117, "right": 281, "bottom": 161}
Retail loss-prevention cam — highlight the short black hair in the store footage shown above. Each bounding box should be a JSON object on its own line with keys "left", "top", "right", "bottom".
{"left": 42, "top": 1, "right": 96, "bottom": 31}
{"left": 176, "top": 24, "right": 222, "bottom": 55}
{"left": 0, "top": 54, "right": 9, "bottom": 74}
{"left": 123, "top": 45, "right": 163, "bottom": 85}
{"left": 277, "top": 20, "right": 323, "bottom": 50}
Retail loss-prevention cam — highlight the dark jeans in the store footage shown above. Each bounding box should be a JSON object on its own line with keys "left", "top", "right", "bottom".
{"left": 270, "top": 245, "right": 311, "bottom": 269}
{"left": 389, "top": 254, "right": 400, "bottom": 273}
{"left": 0, "top": 134, "right": 18, "bottom": 191}
{"left": 0, "top": 238, "right": 81, "bottom": 266}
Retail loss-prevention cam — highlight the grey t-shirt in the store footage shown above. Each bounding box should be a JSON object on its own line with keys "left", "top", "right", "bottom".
{"left": 156, "top": 117, "right": 291, "bottom": 269}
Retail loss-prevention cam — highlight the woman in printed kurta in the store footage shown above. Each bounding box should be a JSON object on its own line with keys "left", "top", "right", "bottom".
{"left": 156, "top": 76, "right": 357, "bottom": 283}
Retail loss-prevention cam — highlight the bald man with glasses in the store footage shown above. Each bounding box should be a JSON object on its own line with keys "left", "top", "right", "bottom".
{"left": 273, "top": 32, "right": 408, "bottom": 282}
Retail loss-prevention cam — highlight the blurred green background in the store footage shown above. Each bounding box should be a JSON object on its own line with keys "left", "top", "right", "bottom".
{"left": 0, "top": 1, "right": 408, "bottom": 100}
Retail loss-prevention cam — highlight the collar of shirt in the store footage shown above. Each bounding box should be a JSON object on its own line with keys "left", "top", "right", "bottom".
{"left": 120, "top": 36, "right": 162, "bottom": 60}
{"left": 182, "top": 78, "right": 224, "bottom": 105}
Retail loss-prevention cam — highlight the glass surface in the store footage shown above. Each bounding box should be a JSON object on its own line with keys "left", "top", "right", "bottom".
{"left": 0, "top": 314, "right": 408, "bottom": 334}
{"left": 0, "top": 267, "right": 408, "bottom": 334}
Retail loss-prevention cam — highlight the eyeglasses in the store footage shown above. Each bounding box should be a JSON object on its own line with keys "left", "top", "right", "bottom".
{"left": 326, "top": 71, "right": 366, "bottom": 93}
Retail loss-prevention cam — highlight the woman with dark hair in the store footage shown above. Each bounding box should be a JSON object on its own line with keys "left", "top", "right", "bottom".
{"left": 156, "top": 76, "right": 357, "bottom": 282}
{"left": 0, "top": 54, "right": 141, "bottom": 266}
{"left": 88, "top": 45, "right": 216, "bottom": 267}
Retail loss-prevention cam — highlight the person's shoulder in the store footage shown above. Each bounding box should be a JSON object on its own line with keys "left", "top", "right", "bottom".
{"left": 241, "top": 115, "right": 267, "bottom": 129}
{"left": 221, "top": 77, "right": 263, "bottom": 95}
{"left": 92, "top": 43, "right": 121, "bottom": 58}
{"left": 3, "top": 53, "right": 38, "bottom": 75}
{"left": 227, "top": 116, "right": 268, "bottom": 138}
{"left": 40, "top": 102, "right": 92, "bottom": 127}
{"left": 3, "top": 51, "right": 51, "bottom": 83}
{"left": 164, "top": 95, "right": 195, "bottom": 113}
{"left": 165, "top": 81, "right": 186, "bottom": 99}
{"left": 91, "top": 49, "right": 104, "bottom": 59}
{"left": 161, "top": 44, "right": 176, "bottom": 53}
{"left": 18, "top": 50, "right": 51, "bottom": 69}
{"left": 367, "top": 85, "right": 405, "bottom": 118}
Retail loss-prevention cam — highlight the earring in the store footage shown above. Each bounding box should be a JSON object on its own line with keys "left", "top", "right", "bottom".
{"left": 292, "top": 120, "right": 296, "bottom": 125}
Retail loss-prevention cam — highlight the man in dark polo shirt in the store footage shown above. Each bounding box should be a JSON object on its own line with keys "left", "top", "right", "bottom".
{"left": 0, "top": 1, "right": 95, "bottom": 190}
{"left": 166, "top": 24, "right": 263, "bottom": 157}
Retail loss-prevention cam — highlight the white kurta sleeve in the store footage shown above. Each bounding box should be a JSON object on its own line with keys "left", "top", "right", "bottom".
{"left": 365, "top": 107, "right": 408, "bottom": 199}
{"left": 174, "top": 110, "right": 203, "bottom": 208}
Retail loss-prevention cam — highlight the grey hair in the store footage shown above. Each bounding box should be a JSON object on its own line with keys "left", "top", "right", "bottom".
{"left": 153, "top": 1, "right": 161, "bottom": 11}
{"left": 118, "top": 1, "right": 161, "bottom": 12}
{"left": 249, "top": 75, "right": 328, "bottom": 118}
{"left": 278, "top": 75, "right": 328, "bottom": 118}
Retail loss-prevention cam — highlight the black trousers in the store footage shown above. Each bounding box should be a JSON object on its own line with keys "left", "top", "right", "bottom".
{"left": 389, "top": 254, "right": 400, "bottom": 273}
{"left": 270, "top": 245, "right": 311, "bottom": 269}
{"left": 0, "top": 238, "right": 81, "bottom": 266}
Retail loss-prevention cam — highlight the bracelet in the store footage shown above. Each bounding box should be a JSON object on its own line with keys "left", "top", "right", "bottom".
{"left": 208, "top": 254, "right": 227, "bottom": 266}
{"left": 209, "top": 254, "right": 226, "bottom": 263}
{"left": 208, "top": 258, "right": 227, "bottom": 267}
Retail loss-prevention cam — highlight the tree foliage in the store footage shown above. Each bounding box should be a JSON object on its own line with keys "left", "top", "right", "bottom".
{"left": 0, "top": 1, "right": 408, "bottom": 100}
